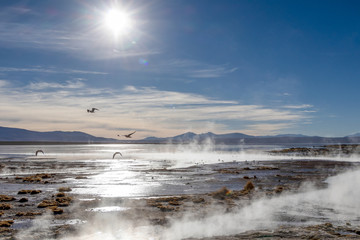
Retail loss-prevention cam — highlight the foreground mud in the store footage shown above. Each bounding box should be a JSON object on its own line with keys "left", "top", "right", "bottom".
{"left": 1, "top": 153, "right": 360, "bottom": 239}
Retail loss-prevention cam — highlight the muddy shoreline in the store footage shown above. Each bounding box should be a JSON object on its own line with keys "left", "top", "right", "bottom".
{"left": 269, "top": 144, "right": 360, "bottom": 156}
{"left": 1, "top": 149, "right": 360, "bottom": 239}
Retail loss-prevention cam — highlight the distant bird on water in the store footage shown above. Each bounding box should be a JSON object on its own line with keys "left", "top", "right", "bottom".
{"left": 118, "top": 131, "right": 136, "bottom": 138}
{"left": 113, "top": 152, "right": 122, "bottom": 159}
{"left": 87, "top": 108, "right": 99, "bottom": 113}
{"left": 35, "top": 150, "right": 44, "bottom": 156}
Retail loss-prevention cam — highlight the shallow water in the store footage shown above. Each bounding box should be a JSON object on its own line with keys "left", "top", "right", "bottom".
{"left": 1, "top": 143, "right": 360, "bottom": 239}
{"left": 1, "top": 143, "right": 359, "bottom": 198}
{"left": 0, "top": 143, "right": 285, "bottom": 198}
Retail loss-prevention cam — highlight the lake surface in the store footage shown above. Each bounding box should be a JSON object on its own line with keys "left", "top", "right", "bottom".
{"left": 0, "top": 143, "right": 284, "bottom": 197}
{"left": 0, "top": 143, "right": 358, "bottom": 198}
{"left": 1, "top": 143, "right": 360, "bottom": 240}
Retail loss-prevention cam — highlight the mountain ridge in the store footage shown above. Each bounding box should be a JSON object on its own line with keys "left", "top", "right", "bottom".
{"left": 0, "top": 126, "right": 117, "bottom": 142}
{"left": 143, "top": 131, "right": 360, "bottom": 144}
{"left": 1, "top": 126, "right": 360, "bottom": 144}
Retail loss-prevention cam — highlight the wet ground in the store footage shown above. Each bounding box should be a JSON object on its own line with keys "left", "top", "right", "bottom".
{"left": 0, "top": 144, "right": 360, "bottom": 239}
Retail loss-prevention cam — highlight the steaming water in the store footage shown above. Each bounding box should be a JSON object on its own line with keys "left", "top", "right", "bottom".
{"left": 0, "top": 143, "right": 292, "bottom": 198}
{"left": 161, "top": 168, "right": 360, "bottom": 239}
{"left": 1, "top": 143, "right": 359, "bottom": 239}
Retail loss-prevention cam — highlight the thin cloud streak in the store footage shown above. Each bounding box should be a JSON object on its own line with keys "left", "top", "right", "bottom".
{"left": 153, "top": 59, "right": 238, "bottom": 79}
{"left": 0, "top": 20, "right": 159, "bottom": 60}
{"left": 0, "top": 82, "right": 314, "bottom": 138}
{"left": 0, "top": 66, "right": 108, "bottom": 75}
{"left": 96, "top": 58, "right": 238, "bottom": 79}
{"left": 28, "top": 80, "right": 85, "bottom": 90}
{"left": 283, "top": 104, "right": 313, "bottom": 109}
{"left": 245, "top": 123, "right": 296, "bottom": 135}
{"left": 0, "top": 80, "right": 8, "bottom": 87}
{"left": 0, "top": 10, "right": 235, "bottom": 78}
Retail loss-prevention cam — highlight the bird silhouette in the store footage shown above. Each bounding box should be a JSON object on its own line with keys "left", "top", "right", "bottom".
{"left": 112, "top": 152, "right": 123, "bottom": 159}
{"left": 118, "top": 131, "right": 136, "bottom": 138}
{"left": 87, "top": 108, "right": 99, "bottom": 113}
{"left": 35, "top": 150, "right": 44, "bottom": 156}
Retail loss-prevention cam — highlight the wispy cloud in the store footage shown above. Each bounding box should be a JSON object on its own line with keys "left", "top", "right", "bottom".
{"left": 283, "top": 104, "right": 313, "bottom": 109}
{"left": 0, "top": 5, "right": 235, "bottom": 79}
{"left": 189, "top": 67, "right": 238, "bottom": 78}
{"left": 167, "top": 59, "right": 238, "bottom": 79}
{"left": 135, "top": 59, "right": 238, "bottom": 79}
{"left": 0, "top": 80, "right": 8, "bottom": 87}
{"left": 245, "top": 123, "right": 296, "bottom": 135}
{"left": 0, "top": 18, "right": 159, "bottom": 60}
{"left": 0, "top": 66, "right": 107, "bottom": 75}
{"left": 0, "top": 82, "right": 314, "bottom": 138}
{"left": 29, "top": 79, "right": 85, "bottom": 90}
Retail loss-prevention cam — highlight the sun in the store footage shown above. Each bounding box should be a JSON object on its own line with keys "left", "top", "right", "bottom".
{"left": 104, "top": 8, "right": 133, "bottom": 37}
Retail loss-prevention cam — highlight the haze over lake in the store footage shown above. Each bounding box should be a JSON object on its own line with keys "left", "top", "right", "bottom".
{"left": 1, "top": 143, "right": 360, "bottom": 239}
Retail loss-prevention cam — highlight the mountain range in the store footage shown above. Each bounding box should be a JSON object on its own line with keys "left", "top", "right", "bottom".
{"left": 143, "top": 131, "right": 360, "bottom": 144}
{"left": 0, "top": 126, "right": 116, "bottom": 143}
{"left": 1, "top": 126, "right": 360, "bottom": 144}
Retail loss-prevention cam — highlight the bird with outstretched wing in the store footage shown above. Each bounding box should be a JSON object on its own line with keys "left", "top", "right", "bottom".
{"left": 118, "top": 131, "right": 136, "bottom": 138}
{"left": 35, "top": 150, "right": 44, "bottom": 156}
{"left": 113, "top": 152, "right": 122, "bottom": 159}
{"left": 87, "top": 108, "right": 99, "bottom": 113}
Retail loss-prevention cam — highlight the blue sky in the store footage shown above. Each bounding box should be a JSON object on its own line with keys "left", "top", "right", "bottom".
{"left": 0, "top": 0, "right": 359, "bottom": 139}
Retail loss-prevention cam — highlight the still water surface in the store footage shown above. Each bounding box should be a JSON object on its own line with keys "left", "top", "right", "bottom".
{"left": 1, "top": 144, "right": 360, "bottom": 239}
{"left": 0, "top": 143, "right": 286, "bottom": 197}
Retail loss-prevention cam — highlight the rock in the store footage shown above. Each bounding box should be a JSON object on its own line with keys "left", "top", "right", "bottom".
{"left": 243, "top": 181, "right": 255, "bottom": 191}
{"left": 58, "top": 187, "right": 72, "bottom": 192}
{"left": 0, "top": 204, "right": 11, "bottom": 210}
{"left": 48, "top": 206, "right": 64, "bottom": 215}
{"left": 30, "top": 190, "right": 42, "bottom": 195}
{"left": 37, "top": 200, "right": 57, "bottom": 208}
{"left": 211, "top": 187, "right": 232, "bottom": 200}
{"left": 274, "top": 186, "right": 284, "bottom": 193}
{"left": 0, "top": 195, "right": 15, "bottom": 202}
{"left": 0, "top": 220, "right": 14, "bottom": 228}
{"left": 15, "top": 212, "right": 42, "bottom": 217}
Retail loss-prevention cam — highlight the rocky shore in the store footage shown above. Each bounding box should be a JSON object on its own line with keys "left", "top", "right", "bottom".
{"left": 269, "top": 144, "right": 360, "bottom": 156}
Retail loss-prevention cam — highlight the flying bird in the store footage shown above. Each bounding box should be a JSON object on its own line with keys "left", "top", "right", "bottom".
{"left": 35, "top": 150, "right": 44, "bottom": 156}
{"left": 113, "top": 152, "right": 123, "bottom": 159}
{"left": 118, "top": 131, "right": 136, "bottom": 138}
{"left": 87, "top": 108, "right": 99, "bottom": 113}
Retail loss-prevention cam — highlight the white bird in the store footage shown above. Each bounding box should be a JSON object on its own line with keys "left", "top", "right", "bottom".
{"left": 35, "top": 150, "right": 44, "bottom": 156}
{"left": 87, "top": 108, "right": 99, "bottom": 113}
{"left": 113, "top": 152, "right": 123, "bottom": 159}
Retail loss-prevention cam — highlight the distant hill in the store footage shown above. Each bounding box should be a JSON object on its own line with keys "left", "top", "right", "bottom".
{"left": 270, "top": 134, "right": 310, "bottom": 138}
{"left": 346, "top": 133, "right": 360, "bottom": 137}
{"left": 165, "top": 132, "right": 253, "bottom": 142}
{"left": 2, "top": 126, "right": 360, "bottom": 145}
{"left": 142, "top": 132, "right": 360, "bottom": 145}
{"left": 0, "top": 126, "right": 117, "bottom": 143}
{"left": 143, "top": 132, "right": 253, "bottom": 143}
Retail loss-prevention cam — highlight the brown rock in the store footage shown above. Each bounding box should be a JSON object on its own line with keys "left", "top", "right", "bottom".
{"left": 58, "top": 187, "right": 72, "bottom": 192}
{"left": 48, "top": 206, "right": 64, "bottom": 215}
{"left": 30, "top": 190, "right": 42, "bottom": 195}
{"left": 0, "top": 203, "right": 11, "bottom": 210}
{"left": 19, "top": 198, "right": 28, "bottom": 203}
{"left": 0, "top": 195, "right": 15, "bottom": 202}
{"left": 37, "top": 200, "right": 57, "bottom": 208}
{"left": 0, "top": 220, "right": 14, "bottom": 228}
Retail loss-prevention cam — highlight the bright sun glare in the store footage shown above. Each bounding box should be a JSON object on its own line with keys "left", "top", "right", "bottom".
{"left": 104, "top": 8, "right": 133, "bottom": 37}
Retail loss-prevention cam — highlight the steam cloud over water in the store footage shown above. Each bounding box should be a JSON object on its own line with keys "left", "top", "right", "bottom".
{"left": 1, "top": 144, "right": 358, "bottom": 240}
{"left": 160, "top": 168, "right": 360, "bottom": 239}
{"left": 44, "top": 167, "right": 360, "bottom": 240}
